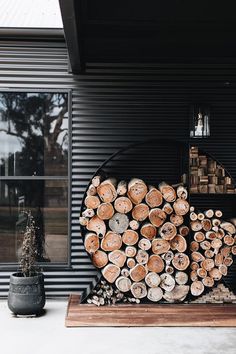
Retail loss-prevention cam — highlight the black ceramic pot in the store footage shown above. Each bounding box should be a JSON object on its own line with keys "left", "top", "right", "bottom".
{"left": 8, "top": 273, "right": 45, "bottom": 316}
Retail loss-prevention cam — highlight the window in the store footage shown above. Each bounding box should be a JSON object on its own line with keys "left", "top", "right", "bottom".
{"left": 0, "top": 90, "right": 70, "bottom": 265}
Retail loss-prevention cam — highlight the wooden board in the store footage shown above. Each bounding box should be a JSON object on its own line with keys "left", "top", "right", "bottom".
{"left": 65, "top": 294, "right": 236, "bottom": 327}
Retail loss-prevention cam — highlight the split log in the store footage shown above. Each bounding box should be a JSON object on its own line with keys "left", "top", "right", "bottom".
{"left": 172, "top": 252, "right": 190, "bottom": 270}
{"left": 108, "top": 250, "right": 126, "bottom": 267}
{"left": 201, "top": 219, "right": 212, "bottom": 231}
{"left": 145, "top": 272, "right": 161, "bottom": 288}
{"left": 85, "top": 195, "right": 101, "bottom": 209}
{"left": 147, "top": 287, "right": 163, "bottom": 302}
{"left": 125, "top": 246, "right": 137, "bottom": 258}
{"left": 160, "top": 273, "right": 175, "bottom": 292}
{"left": 179, "top": 225, "right": 189, "bottom": 237}
{"left": 127, "top": 178, "right": 148, "bottom": 205}
{"left": 97, "top": 203, "right": 114, "bottom": 220}
{"left": 131, "top": 282, "right": 147, "bottom": 299}
{"left": 101, "top": 231, "right": 122, "bottom": 252}
{"left": 177, "top": 186, "right": 188, "bottom": 200}
{"left": 140, "top": 223, "right": 157, "bottom": 240}
{"left": 115, "top": 276, "right": 131, "bottom": 292}
{"left": 84, "top": 233, "right": 99, "bottom": 254}
{"left": 202, "top": 276, "right": 214, "bottom": 287}
{"left": 190, "top": 241, "right": 199, "bottom": 252}
{"left": 159, "top": 222, "right": 177, "bottom": 240}
{"left": 132, "top": 203, "right": 149, "bottom": 221}
{"left": 158, "top": 182, "right": 176, "bottom": 202}
{"left": 145, "top": 187, "right": 163, "bottom": 208}
{"left": 152, "top": 238, "right": 170, "bottom": 255}
{"left": 149, "top": 208, "right": 166, "bottom": 227}
{"left": 127, "top": 258, "right": 136, "bottom": 269}
{"left": 173, "top": 198, "right": 190, "bottom": 216}
{"left": 163, "top": 285, "right": 189, "bottom": 303}
{"left": 122, "top": 229, "right": 139, "bottom": 245}
{"left": 136, "top": 250, "right": 149, "bottom": 265}
{"left": 92, "top": 250, "right": 108, "bottom": 268}
{"left": 138, "top": 238, "right": 151, "bottom": 251}
{"left": 175, "top": 271, "right": 188, "bottom": 285}
{"left": 114, "top": 197, "right": 133, "bottom": 214}
{"left": 82, "top": 208, "right": 95, "bottom": 218}
{"left": 97, "top": 178, "right": 117, "bottom": 203}
{"left": 109, "top": 213, "right": 129, "bottom": 233}
{"left": 129, "top": 220, "right": 140, "bottom": 230}
{"left": 102, "top": 264, "right": 120, "bottom": 283}
{"left": 87, "top": 184, "right": 97, "bottom": 196}
{"left": 117, "top": 180, "right": 127, "bottom": 196}
{"left": 147, "top": 255, "right": 164, "bottom": 273}
{"left": 194, "top": 232, "right": 205, "bottom": 242}
{"left": 170, "top": 235, "right": 187, "bottom": 252}
{"left": 87, "top": 216, "right": 106, "bottom": 237}
{"left": 190, "top": 220, "right": 202, "bottom": 232}
{"left": 130, "top": 264, "right": 147, "bottom": 282}
{"left": 162, "top": 202, "right": 173, "bottom": 215}
{"left": 170, "top": 214, "right": 184, "bottom": 227}
{"left": 191, "top": 280, "right": 204, "bottom": 296}
{"left": 220, "top": 222, "right": 236, "bottom": 234}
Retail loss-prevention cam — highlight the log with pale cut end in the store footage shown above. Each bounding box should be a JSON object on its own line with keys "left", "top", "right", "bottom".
{"left": 121, "top": 268, "right": 130, "bottom": 277}
{"left": 215, "top": 210, "right": 223, "bottom": 218}
{"left": 92, "top": 174, "right": 105, "bottom": 188}
{"left": 147, "top": 287, "right": 163, "bottom": 302}
{"left": 102, "top": 264, "right": 120, "bottom": 283}
{"left": 130, "top": 264, "right": 147, "bottom": 282}
{"left": 177, "top": 185, "right": 188, "bottom": 200}
{"left": 219, "top": 264, "right": 228, "bottom": 276}
{"left": 162, "top": 250, "right": 174, "bottom": 263}
{"left": 160, "top": 273, "right": 175, "bottom": 292}
{"left": 170, "top": 235, "right": 187, "bottom": 252}
{"left": 92, "top": 250, "right": 108, "bottom": 268}
{"left": 159, "top": 182, "right": 176, "bottom": 202}
{"left": 84, "top": 195, "right": 101, "bottom": 209}
{"left": 197, "top": 213, "right": 205, "bottom": 221}
{"left": 79, "top": 216, "right": 89, "bottom": 226}
{"left": 212, "top": 226, "right": 219, "bottom": 233}
{"left": 175, "top": 271, "right": 188, "bottom": 285}
{"left": 190, "top": 206, "right": 195, "bottom": 212}
{"left": 127, "top": 178, "right": 148, "bottom": 205}
{"left": 220, "top": 222, "right": 236, "bottom": 234}
{"left": 114, "top": 197, "right": 133, "bottom": 214}
{"left": 209, "top": 268, "right": 222, "bottom": 281}
{"left": 224, "top": 235, "right": 234, "bottom": 246}
{"left": 122, "top": 229, "right": 139, "bottom": 245}
{"left": 152, "top": 238, "right": 170, "bottom": 255}
{"left": 173, "top": 198, "right": 190, "bottom": 216}
{"left": 138, "top": 238, "right": 151, "bottom": 251}
{"left": 125, "top": 246, "right": 137, "bottom": 258}
{"left": 191, "top": 280, "right": 204, "bottom": 296}
{"left": 97, "top": 202, "right": 114, "bottom": 220}
{"left": 97, "top": 178, "right": 117, "bottom": 203}
{"left": 108, "top": 250, "right": 126, "bottom": 267}
{"left": 190, "top": 262, "right": 199, "bottom": 270}
{"left": 131, "top": 282, "right": 147, "bottom": 299}
{"left": 190, "top": 241, "right": 199, "bottom": 252}
{"left": 191, "top": 251, "right": 205, "bottom": 263}
{"left": 147, "top": 255, "right": 164, "bottom": 273}
{"left": 163, "top": 285, "right": 189, "bottom": 303}
{"left": 205, "top": 249, "right": 215, "bottom": 258}
{"left": 101, "top": 231, "right": 122, "bottom": 252}
{"left": 145, "top": 272, "right": 161, "bottom": 288}
{"left": 224, "top": 257, "right": 233, "bottom": 267}
{"left": 190, "top": 270, "right": 198, "bottom": 282}
{"left": 87, "top": 184, "right": 97, "bottom": 196}
{"left": 206, "top": 231, "right": 217, "bottom": 240}
{"left": 179, "top": 225, "right": 189, "bottom": 237}
{"left": 159, "top": 222, "right": 177, "bottom": 240}
{"left": 170, "top": 214, "right": 184, "bottom": 227}
{"left": 215, "top": 253, "right": 223, "bottom": 266}
{"left": 129, "top": 219, "right": 140, "bottom": 230}
{"left": 84, "top": 233, "right": 99, "bottom": 254}
{"left": 172, "top": 252, "right": 190, "bottom": 270}
{"left": 202, "top": 276, "right": 214, "bottom": 287}
{"left": 115, "top": 276, "right": 131, "bottom": 292}
{"left": 149, "top": 208, "right": 166, "bottom": 227}
{"left": 136, "top": 250, "right": 149, "bottom": 265}
{"left": 117, "top": 180, "right": 127, "bottom": 196}
{"left": 205, "top": 209, "right": 214, "bottom": 218}
{"left": 190, "top": 212, "right": 198, "bottom": 221}
{"left": 109, "top": 213, "right": 129, "bottom": 233}
{"left": 212, "top": 218, "right": 221, "bottom": 227}
{"left": 232, "top": 245, "right": 236, "bottom": 255}
{"left": 162, "top": 202, "right": 173, "bottom": 215}
{"left": 82, "top": 208, "right": 95, "bottom": 218}
{"left": 211, "top": 238, "right": 222, "bottom": 250}
{"left": 140, "top": 223, "right": 157, "bottom": 240}
{"left": 165, "top": 265, "right": 174, "bottom": 274}
{"left": 201, "top": 219, "right": 212, "bottom": 231}
{"left": 132, "top": 203, "right": 149, "bottom": 221}
{"left": 197, "top": 268, "right": 207, "bottom": 278}
{"left": 194, "top": 231, "right": 205, "bottom": 242}
{"left": 145, "top": 187, "right": 163, "bottom": 208}
{"left": 87, "top": 215, "right": 106, "bottom": 237}
{"left": 220, "top": 246, "right": 231, "bottom": 257}
{"left": 200, "top": 240, "right": 211, "bottom": 250}
{"left": 127, "top": 258, "right": 136, "bottom": 269}
{"left": 190, "top": 220, "right": 202, "bottom": 232}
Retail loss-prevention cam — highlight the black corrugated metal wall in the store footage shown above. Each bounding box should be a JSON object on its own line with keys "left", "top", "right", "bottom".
{"left": 0, "top": 38, "right": 236, "bottom": 296}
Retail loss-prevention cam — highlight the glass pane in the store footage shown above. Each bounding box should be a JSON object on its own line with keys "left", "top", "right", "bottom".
{"left": 0, "top": 92, "right": 68, "bottom": 176}
{"left": 0, "top": 179, "right": 68, "bottom": 263}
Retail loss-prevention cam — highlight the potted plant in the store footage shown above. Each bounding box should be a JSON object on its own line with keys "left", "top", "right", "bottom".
{"left": 8, "top": 211, "right": 45, "bottom": 316}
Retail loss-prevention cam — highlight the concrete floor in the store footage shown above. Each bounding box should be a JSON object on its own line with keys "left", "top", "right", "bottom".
{"left": 1, "top": 299, "right": 236, "bottom": 354}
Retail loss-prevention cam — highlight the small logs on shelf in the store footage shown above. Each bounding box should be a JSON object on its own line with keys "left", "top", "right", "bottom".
{"left": 80, "top": 176, "right": 191, "bottom": 304}
{"left": 189, "top": 207, "right": 236, "bottom": 297}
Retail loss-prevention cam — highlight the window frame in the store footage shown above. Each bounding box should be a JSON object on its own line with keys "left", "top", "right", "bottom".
{"left": 0, "top": 87, "right": 72, "bottom": 270}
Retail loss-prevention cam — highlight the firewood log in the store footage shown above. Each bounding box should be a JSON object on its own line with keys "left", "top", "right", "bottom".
{"left": 152, "top": 238, "right": 170, "bottom": 255}
{"left": 108, "top": 250, "right": 126, "bottom": 267}
{"left": 159, "top": 222, "right": 177, "bottom": 240}
{"left": 191, "top": 280, "right": 204, "bottom": 296}
{"left": 122, "top": 229, "right": 139, "bottom": 245}
{"left": 145, "top": 272, "right": 161, "bottom": 287}
{"left": 147, "top": 287, "right": 163, "bottom": 302}
{"left": 202, "top": 276, "right": 214, "bottom": 287}
{"left": 224, "top": 257, "right": 233, "bottom": 267}
{"left": 194, "top": 231, "right": 205, "bottom": 242}
{"left": 212, "top": 218, "right": 221, "bottom": 227}
{"left": 115, "top": 276, "right": 131, "bottom": 292}
{"left": 101, "top": 231, "right": 122, "bottom": 252}
{"left": 200, "top": 240, "right": 211, "bottom": 250}
{"left": 127, "top": 178, "right": 148, "bottom": 205}
{"left": 231, "top": 245, "right": 236, "bottom": 255}
{"left": 160, "top": 273, "right": 175, "bottom": 292}
{"left": 215, "top": 210, "right": 223, "bottom": 218}
{"left": 87, "top": 184, "right": 97, "bottom": 196}
{"left": 130, "top": 264, "right": 147, "bottom": 282}
{"left": 172, "top": 252, "right": 190, "bottom": 270}
{"left": 140, "top": 223, "right": 157, "bottom": 240}
{"left": 127, "top": 258, "right": 136, "bottom": 269}
{"left": 162, "top": 250, "right": 174, "bottom": 263}
{"left": 97, "top": 178, "right": 117, "bottom": 203}
{"left": 97, "top": 202, "right": 114, "bottom": 220}
{"left": 92, "top": 175, "right": 104, "bottom": 188}
{"left": 102, "top": 264, "right": 120, "bottom": 283}
{"left": 125, "top": 246, "right": 137, "bottom": 258}
{"left": 175, "top": 271, "right": 188, "bottom": 285}
{"left": 165, "top": 265, "right": 174, "bottom": 274}
{"left": 85, "top": 195, "right": 101, "bottom": 209}
{"left": 132, "top": 203, "right": 149, "bottom": 221}
{"left": 173, "top": 198, "right": 190, "bottom": 216}
{"left": 197, "top": 213, "right": 205, "bottom": 221}
{"left": 220, "top": 246, "right": 231, "bottom": 257}
{"left": 190, "top": 262, "right": 199, "bottom": 270}
{"left": 197, "top": 268, "right": 207, "bottom": 278}
{"left": 170, "top": 214, "right": 184, "bottom": 227}
{"left": 205, "top": 209, "right": 214, "bottom": 218}
{"left": 129, "top": 219, "right": 140, "bottom": 230}
{"left": 223, "top": 235, "right": 234, "bottom": 246}
{"left": 206, "top": 231, "right": 217, "bottom": 240}
{"left": 190, "top": 206, "right": 195, "bottom": 212}
{"left": 121, "top": 268, "right": 130, "bottom": 277}
{"left": 158, "top": 182, "right": 176, "bottom": 202}
{"left": 149, "top": 208, "right": 166, "bottom": 227}
{"left": 190, "top": 241, "right": 199, "bottom": 252}
{"left": 211, "top": 238, "right": 222, "bottom": 250}
{"left": 145, "top": 187, "right": 163, "bottom": 208}
{"left": 114, "top": 197, "right": 133, "bottom": 214}
{"left": 204, "top": 249, "right": 215, "bottom": 258}
{"left": 170, "top": 235, "right": 187, "bottom": 252}
{"left": 147, "top": 255, "right": 164, "bottom": 273}
{"left": 131, "top": 282, "right": 147, "bottom": 299}
{"left": 190, "top": 220, "right": 202, "bottom": 232}
{"left": 87, "top": 216, "right": 106, "bottom": 237}
{"left": 216, "top": 229, "right": 225, "bottom": 239}
{"left": 201, "top": 219, "right": 212, "bottom": 231}
{"left": 176, "top": 186, "right": 188, "bottom": 200}
{"left": 162, "top": 202, "right": 173, "bottom": 215}
{"left": 84, "top": 233, "right": 99, "bottom": 254}
{"left": 220, "top": 221, "right": 236, "bottom": 234}
{"left": 92, "top": 250, "right": 108, "bottom": 268}
{"left": 117, "top": 180, "right": 127, "bottom": 196}
{"left": 163, "top": 285, "right": 189, "bottom": 303}
{"left": 136, "top": 250, "right": 149, "bottom": 265}
{"left": 109, "top": 213, "right": 129, "bottom": 233}
{"left": 190, "top": 270, "right": 198, "bottom": 281}
{"left": 79, "top": 216, "right": 89, "bottom": 226}
{"left": 209, "top": 268, "right": 222, "bottom": 281}
{"left": 215, "top": 253, "right": 223, "bottom": 266}
{"left": 179, "top": 225, "right": 189, "bottom": 237}
{"left": 82, "top": 208, "right": 95, "bottom": 218}
{"left": 138, "top": 238, "right": 151, "bottom": 251}
{"left": 190, "top": 212, "right": 198, "bottom": 221}
{"left": 219, "top": 264, "right": 228, "bottom": 276}
{"left": 191, "top": 251, "right": 205, "bottom": 263}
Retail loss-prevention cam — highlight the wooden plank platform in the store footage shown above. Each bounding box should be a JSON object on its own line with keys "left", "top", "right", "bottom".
{"left": 65, "top": 294, "right": 236, "bottom": 327}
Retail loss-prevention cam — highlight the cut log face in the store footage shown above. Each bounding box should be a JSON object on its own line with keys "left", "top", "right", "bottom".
{"left": 127, "top": 258, "right": 136, "bottom": 269}
{"left": 140, "top": 223, "right": 157, "bottom": 240}
{"left": 87, "top": 216, "right": 106, "bottom": 237}
{"left": 85, "top": 196, "right": 101, "bottom": 209}
{"left": 128, "top": 178, "right": 148, "bottom": 205}
{"left": 130, "top": 264, "right": 147, "bottom": 282}
{"left": 179, "top": 225, "right": 190, "bottom": 237}
{"left": 160, "top": 222, "right": 177, "bottom": 240}
{"left": 102, "top": 264, "right": 120, "bottom": 283}
{"left": 92, "top": 250, "right": 108, "bottom": 268}
{"left": 101, "top": 232, "right": 122, "bottom": 252}
{"left": 163, "top": 285, "right": 189, "bottom": 303}
{"left": 145, "top": 188, "right": 163, "bottom": 208}
{"left": 84, "top": 233, "right": 100, "bottom": 254}
{"left": 147, "top": 287, "right": 163, "bottom": 302}
{"left": 125, "top": 246, "right": 137, "bottom": 258}
{"left": 170, "top": 235, "right": 187, "bottom": 252}
{"left": 147, "top": 255, "right": 165, "bottom": 273}
{"left": 108, "top": 250, "right": 126, "bottom": 267}
{"left": 202, "top": 276, "right": 214, "bottom": 287}
{"left": 131, "top": 282, "right": 147, "bottom": 299}
{"left": 173, "top": 198, "right": 190, "bottom": 216}
{"left": 175, "top": 271, "right": 188, "bottom": 285}
{"left": 109, "top": 213, "right": 129, "bottom": 233}
{"left": 160, "top": 273, "right": 175, "bottom": 292}
{"left": 152, "top": 239, "right": 170, "bottom": 255}
{"left": 138, "top": 238, "right": 151, "bottom": 251}
{"left": 122, "top": 230, "right": 139, "bottom": 245}
{"left": 129, "top": 220, "right": 140, "bottom": 230}
{"left": 132, "top": 203, "right": 149, "bottom": 221}
{"left": 159, "top": 182, "right": 176, "bottom": 202}
{"left": 114, "top": 197, "right": 133, "bottom": 214}
{"left": 115, "top": 276, "right": 131, "bottom": 292}
{"left": 191, "top": 280, "right": 204, "bottom": 296}
{"left": 97, "top": 203, "right": 114, "bottom": 220}
{"left": 136, "top": 250, "right": 149, "bottom": 265}
{"left": 117, "top": 180, "right": 127, "bottom": 196}
{"left": 170, "top": 214, "right": 184, "bottom": 227}
{"left": 145, "top": 272, "right": 161, "bottom": 288}
{"left": 162, "top": 203, "right": 173, "bottom": 215}
{"left": 149, "top": 208, "right": 166, "bottom": 227}
{"left": 97, "top": 178, "right": 117, "bottom": 203}
{"left": 172, "top": 253, "right": 190, "bottom": 270}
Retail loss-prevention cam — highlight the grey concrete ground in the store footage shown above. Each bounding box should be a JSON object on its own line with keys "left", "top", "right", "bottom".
{"left": 1, "top": 299, "right": 236, "bottom": 354}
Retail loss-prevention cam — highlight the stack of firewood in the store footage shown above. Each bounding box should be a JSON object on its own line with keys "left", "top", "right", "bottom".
{"left": 80, "top": 176, "right": 191, "bottom": 303}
